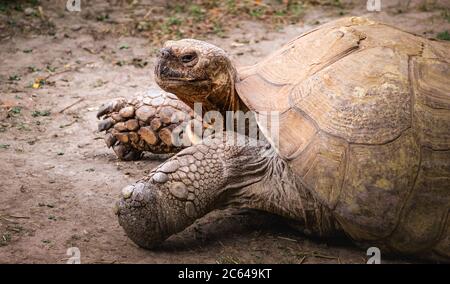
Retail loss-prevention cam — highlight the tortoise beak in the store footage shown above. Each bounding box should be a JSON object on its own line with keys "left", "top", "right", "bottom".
{"left": 155, "top": 47, "right": 174, "bottom": 81}
{"left": 155, "top": 62, "right": 206, "bottom": 83}
{"left": 159, "top": 47, "right": 173, "bottom": 60}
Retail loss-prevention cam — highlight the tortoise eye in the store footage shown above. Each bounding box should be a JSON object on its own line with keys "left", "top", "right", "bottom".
{"left": 180, "top": 53, "right": 197, "bottom": 64}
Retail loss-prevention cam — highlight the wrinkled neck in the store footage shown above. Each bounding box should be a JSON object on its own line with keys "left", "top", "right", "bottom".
{"left": 224, "top": 154, "right": 340, "bottom": 238}
{"left": 205, "top": 63, "right": 248, "bottom": 115}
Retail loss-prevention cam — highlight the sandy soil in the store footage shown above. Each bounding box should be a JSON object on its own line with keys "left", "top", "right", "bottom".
{"left": 0, "top": 0, "right": 449, "bottom": 263}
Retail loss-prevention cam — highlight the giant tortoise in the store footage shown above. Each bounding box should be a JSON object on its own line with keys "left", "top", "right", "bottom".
{"left": 114, "top": 17, "right": 450, "bottom": 261}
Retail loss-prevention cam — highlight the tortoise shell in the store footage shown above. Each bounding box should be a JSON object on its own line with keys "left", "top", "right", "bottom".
{"left": 235, "top": 17, "right": 450, "bottom": 258}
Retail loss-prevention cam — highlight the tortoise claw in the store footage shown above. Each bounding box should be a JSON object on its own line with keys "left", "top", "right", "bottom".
{"left": 96, "top": 102, "right": 113, "bottom": 119}
{"left": 96, "top": 98, "right": 127, "bottom": 119}
{"left": 98, "top": 117, "right": 115, "bottom": 132}
{"left": 113, "top": 144, "right": 143, "bottom": 161}
{"left": 104, "top": 132, "right": 117, "bottom": 148}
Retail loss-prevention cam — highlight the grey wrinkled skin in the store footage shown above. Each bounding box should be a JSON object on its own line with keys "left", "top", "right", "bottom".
{"left": 116, "top": 135, "right": 268, "bottom": 248}
{"left": 116, "top": 134, "right": 336, "bottom": 248}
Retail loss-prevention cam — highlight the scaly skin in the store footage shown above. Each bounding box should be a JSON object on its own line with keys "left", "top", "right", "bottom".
{"left": 115, "top": 134, "right": 337, "bottom": 248}
{"left": 97, "top": 89, "right": 206, "bottom": 160}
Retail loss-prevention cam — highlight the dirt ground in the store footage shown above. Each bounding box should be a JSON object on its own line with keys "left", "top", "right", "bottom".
{"left": 0, "top": 0, "right": 449, "bottom": 264}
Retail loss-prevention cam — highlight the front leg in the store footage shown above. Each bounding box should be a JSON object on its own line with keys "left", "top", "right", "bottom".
{"left": 115, "top": 134, "right": 340, "bottom": 248}
{"left": 115, "top": 135, "right": 272, "bottom": 248}
{"left": 97, "top": 89, "right": 198, "bottom": 160}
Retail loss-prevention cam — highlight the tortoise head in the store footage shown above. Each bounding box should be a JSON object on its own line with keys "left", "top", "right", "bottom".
{"left": 155, "top": 39, "right": 237, "bottom": 112}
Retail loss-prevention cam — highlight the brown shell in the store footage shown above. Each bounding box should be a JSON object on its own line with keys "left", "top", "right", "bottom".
{"left": 235, "top": 17, "right": 450, "bottom": 258}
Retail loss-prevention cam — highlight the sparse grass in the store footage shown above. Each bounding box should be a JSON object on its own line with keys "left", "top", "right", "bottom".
{"left": 0, "top": 2, "right": 7, "bottom": 12}
{"left": 287, "top": 2, "right": 305, "bottom": 23}
{"left": 173, "top": 4, "right": 185, "bottom": 14}
{"left": 0, "top": 221, "right": 25, "bottom": 247}
{"left": 249, "top": 7, "right": 265, "bottom": 18}
{"left": 226, "top": 0, "right": 237, "bottom": 14}
{"left": 0, "top": 144, "right": 10, "bottom": 149}
{"left": 0, "top": 0, "right": 40, "bottom": 10}
{"left": 326, "top": 0, "right": 344, "bottom": 8}
{"left": 274, "top": 9, "right": 286, "bottom": 17}
{"left": 8, "top": 74, "right": 21, "bottom": 81}
{"left": 17, "top": 123, "right": 31, "bottom": 131}
{"left": 31, "top": 110, "right": 51, "bottom": 117}
{"left": 166, "top": 16, "right": 182, "bottom": 26}
{"left": 0, "top": 1, "right": 354, "bottom": 58}
{"left": 46, "top": 65, "right": 57, "bottom": 72}
{"left": 96, "top": 13, "right": 109, "bottom": 22}
{"left": 27, "top": 66, "right": 40, "bottom": 73}
{"left": 213, "top": 21, "right": 225, "bottom": 37}
{"left": 418, "top": 1, "right": 443, "bottom": 12}
{"left": 437, "top": 31, "right": 450, "bottom": 41}
{"left": 131, "top": 58, "right": 148, "bottom": 68}
{"left": 0, "top": 233, "right": 11, "bottom": 246}
{"left": 189, "top": 4, "right": 205, "bottom": 22}
{"left": 8, "top": 106, "right": 21, "bottom": 115}
{"left": 442, "top": 9, "right": 450, "bottom": 23}
{"left": 134, "top": 0, "right": 347, "bottom": 46}
{"left": 115, "top": 60, "right": 125, "bottom": 67}
{"left": 27, "top": 0, "right": 40, "bottom": 5}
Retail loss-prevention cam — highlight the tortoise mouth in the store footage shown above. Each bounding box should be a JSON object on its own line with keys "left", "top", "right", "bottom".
{"left": 161, "top": 77, "right": 209, "bottom": 83}
{"left": 155, "top": 63, "right": 209, "bottom": 85}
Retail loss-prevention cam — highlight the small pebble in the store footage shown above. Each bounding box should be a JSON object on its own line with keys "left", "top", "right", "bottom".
{"left": 24, "top": 8, "right": 35, "bottom": 16}
{"left": 71, "top": 25, "right": 82, "bottom": 31}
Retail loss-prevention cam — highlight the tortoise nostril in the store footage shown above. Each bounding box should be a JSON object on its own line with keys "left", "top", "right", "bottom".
{"left": 160, "top": 48, "right": 171, "bottom": 59}
{"left": 160, "top": 65, "right": 170, "bottom": 76}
